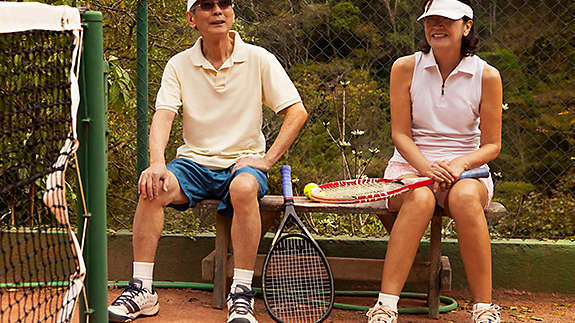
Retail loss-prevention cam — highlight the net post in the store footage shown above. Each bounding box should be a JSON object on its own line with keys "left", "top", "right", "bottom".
{"left": 78, "top": 10, "right": 109, "bottom": 323}
{"left": 136, "top": 0, "right": 149, "bottom": 174}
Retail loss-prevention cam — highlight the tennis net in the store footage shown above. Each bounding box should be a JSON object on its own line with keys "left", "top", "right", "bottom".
{"left": 0, "top": 3, "right": 86, "bottom": 322}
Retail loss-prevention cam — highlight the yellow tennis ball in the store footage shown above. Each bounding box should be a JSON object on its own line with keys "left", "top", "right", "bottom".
{"left": 304, "top": 183, "right": 319, "bottom": 199}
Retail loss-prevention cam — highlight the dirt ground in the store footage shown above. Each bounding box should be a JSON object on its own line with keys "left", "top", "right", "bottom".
{"left": 106, "top": 287, "right": 575, "bottom": 322}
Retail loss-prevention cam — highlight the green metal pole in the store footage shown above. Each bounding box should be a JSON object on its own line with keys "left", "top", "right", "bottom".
{"left": 136, "top": 0, "right": 149, "bottom": 174}
{"left": 79, "top": 11, "right": 109, "bottom": 323}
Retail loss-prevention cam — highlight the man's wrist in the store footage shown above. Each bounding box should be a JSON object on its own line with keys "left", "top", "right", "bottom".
{"left": 262, "top": 156, "right": 275, "bottom": 170}
{"left": 149, "top": 159, "right": 166, "bottom": 166}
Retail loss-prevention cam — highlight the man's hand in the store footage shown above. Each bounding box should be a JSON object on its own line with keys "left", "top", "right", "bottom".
{"left": 138, "top": 163, "right": 170, "bottom": 200}
{"left": 232, "top": 157, "right": 273, "bottom": 173}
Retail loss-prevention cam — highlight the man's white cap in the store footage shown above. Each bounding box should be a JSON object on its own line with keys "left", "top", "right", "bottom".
{"left": 187, "top": 0, "right": 197, "bottom": 11}
{"left": 417, "top": 0, "right": 473, "bottom": 21}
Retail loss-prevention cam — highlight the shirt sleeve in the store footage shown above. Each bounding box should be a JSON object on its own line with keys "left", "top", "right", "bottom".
{"left": 260, "top": 50, "right": 302, "bottom": 113}
{"left": 155, "top": 59, "right": 182, "bottom": 113}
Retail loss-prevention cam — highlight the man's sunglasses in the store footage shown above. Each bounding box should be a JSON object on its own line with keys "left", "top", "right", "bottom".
{"left": 192, "top": 0, "right": 234, "bottom": 11}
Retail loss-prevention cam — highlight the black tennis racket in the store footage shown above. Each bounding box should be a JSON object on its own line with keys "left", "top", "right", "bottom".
{"left": 262, "top": 165, "right": 335, "bottom": 323}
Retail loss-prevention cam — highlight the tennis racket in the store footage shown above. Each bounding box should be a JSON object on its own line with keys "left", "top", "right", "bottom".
{"left": 262, "top": 165, "right": 335, "bottom": 323}
{"left": 309, "top": 167, "right": 490, "bottom": 204}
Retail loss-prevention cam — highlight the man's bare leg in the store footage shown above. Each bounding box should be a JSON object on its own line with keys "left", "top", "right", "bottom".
{"left": 109, "top": 171, "right": 188, "bottom": 322}
{"left": 132, "top": 171, "right": 188, "bottom": 263}
{"left": 229, "top": 173, "right": 262, "bottom": 271}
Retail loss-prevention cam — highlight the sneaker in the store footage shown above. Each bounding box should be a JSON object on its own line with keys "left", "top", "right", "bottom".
{"left": 472, "top": 304, "right": 501, "bottom": 323}
{"left": 227, "top": 284, "right": 257, "bottom": 323}
{"left": 366, "top": 304, "right": 398, "bottom": 323}
{"left": 108, "top": 279, "right": 159, "bottom": 322}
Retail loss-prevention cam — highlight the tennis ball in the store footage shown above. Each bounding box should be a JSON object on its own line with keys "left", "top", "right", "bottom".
{"left": 304, "top": 183, "right": 319, "bottom": 199}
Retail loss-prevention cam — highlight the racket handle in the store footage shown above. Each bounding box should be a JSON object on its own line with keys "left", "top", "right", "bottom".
{"left": 280, "top": 165, "right": 294, "bottom": 199}
{"left": 460, "top": 167, "right": 490, "bottom": 179}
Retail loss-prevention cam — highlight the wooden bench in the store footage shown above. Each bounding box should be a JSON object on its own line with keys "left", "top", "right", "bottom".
{"left": 197, "top": 196, "right": 506, "bottom": 319}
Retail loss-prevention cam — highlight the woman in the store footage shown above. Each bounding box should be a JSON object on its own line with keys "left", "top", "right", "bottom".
{"left": 367, "top": 0, "right": 503, "bottom": 322}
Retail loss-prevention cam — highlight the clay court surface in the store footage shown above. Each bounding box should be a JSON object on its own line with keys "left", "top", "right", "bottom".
{"left": 2, "top": 288, "right": 574, "bottom": 322}
{"left": 104, "top": 288, "right": 574, "bottom": 322}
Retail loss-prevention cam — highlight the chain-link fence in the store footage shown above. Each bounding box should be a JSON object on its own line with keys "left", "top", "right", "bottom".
{"left": 90, "top": 0, "right": 574, "bottom": 239}
{"left": 229, "top": 0, "right": 574, "bottom": 239}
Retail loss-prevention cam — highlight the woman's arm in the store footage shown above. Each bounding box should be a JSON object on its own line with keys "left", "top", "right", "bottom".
{"left": 448, "top": 64, "right": 503, "bottom": 175}
{"left": 390, "top": 55, "right": 455, "bottom": 183}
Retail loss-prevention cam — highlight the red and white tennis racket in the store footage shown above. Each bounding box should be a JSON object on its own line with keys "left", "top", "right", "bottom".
{"left": 308, "top": 167, "right": 490, "bottom": 204}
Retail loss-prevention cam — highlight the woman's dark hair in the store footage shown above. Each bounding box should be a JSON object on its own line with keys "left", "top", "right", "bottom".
{"left": 417, "top": 0, "right": 479, "bottom": 57}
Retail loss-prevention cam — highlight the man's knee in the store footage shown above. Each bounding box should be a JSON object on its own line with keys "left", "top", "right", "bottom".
{"left": 229, "top": 174, "right": 259, "bottom": 201}
{"left": 137, "top": 180, "right": 187, "bottom": 209}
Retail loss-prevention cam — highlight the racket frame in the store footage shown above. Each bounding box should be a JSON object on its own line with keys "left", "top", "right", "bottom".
{"left": 262, "top": 165, "right": 335, "bottom": 323}
{"left": 309, "top": 167, "right": 490, "bottom": 204}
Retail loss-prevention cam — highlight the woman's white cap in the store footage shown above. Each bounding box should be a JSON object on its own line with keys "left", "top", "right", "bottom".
{"left": 417, "top": 0, "right": 473, "bottom": 21}
{"left": 187, "top": 0, "right": 197, "bottom": 11}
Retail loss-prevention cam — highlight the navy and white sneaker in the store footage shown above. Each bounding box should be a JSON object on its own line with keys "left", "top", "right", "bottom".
{"left": 472, "top": 304, "right": 501, "bottom": 323}
{"left": 366, "top": 303, "right": 398, "bottom": 323}
{"left": 108, "top": 279, "right": 159, "bottom": 322}
{"left": 227, "top": 284, "right": 258, "bottom": 323}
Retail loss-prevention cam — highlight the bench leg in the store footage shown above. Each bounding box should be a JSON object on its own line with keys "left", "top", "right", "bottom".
{"left": 428, "top": 210, "right": 442, "bottom": 319}
{"left": 376, "top": 213, "right": 396, "bottom": 235}
{"left": 214, "top": 214, "right": 232, "bottom": 308}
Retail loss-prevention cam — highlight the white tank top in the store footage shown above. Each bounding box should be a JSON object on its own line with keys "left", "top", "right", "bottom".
{"left": 390, "top": 50, "right": 486, "bottom": 164}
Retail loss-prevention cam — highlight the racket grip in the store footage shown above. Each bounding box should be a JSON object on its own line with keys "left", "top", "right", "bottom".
{"left": 280, "top": 165, "right": 294, "bottom": 199}
{"left": 460, "top": 167, "right": 490, "bottom": 179}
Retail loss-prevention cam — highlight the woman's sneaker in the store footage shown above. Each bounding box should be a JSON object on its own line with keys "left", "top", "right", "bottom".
{"left": 366, "top": 303, "right": 398, "bottom": 323}
{"left": 472, "top": 304, "right": 501, "bottom": 323}
{"left": 108, "top": 279, "right": 159, "bottom": 322}
{"left": 227, "top": 284, "right": 258, "bottom": 323}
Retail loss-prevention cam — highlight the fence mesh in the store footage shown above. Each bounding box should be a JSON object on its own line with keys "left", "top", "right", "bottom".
{"left": 93, "top": 0, "right": 574, "bottom": 239}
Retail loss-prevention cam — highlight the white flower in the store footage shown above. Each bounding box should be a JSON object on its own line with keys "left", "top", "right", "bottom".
{"left": 338, "top": 140, "right": 351, "bottom": 147}
{"left": 351, "top": 129, "right": 365, "bottom": 136}
{"left": 502, "top": 103, "right": 509, "bottom": 111}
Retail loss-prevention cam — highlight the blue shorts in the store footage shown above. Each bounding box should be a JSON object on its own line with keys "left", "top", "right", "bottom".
{"left": 166, "top": 158, "right": 269, "bottom": 217}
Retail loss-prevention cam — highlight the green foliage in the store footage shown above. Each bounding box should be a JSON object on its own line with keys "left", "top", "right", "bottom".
{"left": 479, "top": 49, "right": 527, "bottom": 98}
{"left": 329, "top": 2, "right": 360, "bottom": 32}
{"left": 301, "top": 213, "right": 388, "bottom": 238}
{"left": 80, "top": 0, "right": 574, "bottom": 239}
{"left": 107, "top": 56, "right": 135, "bottom": 112}
{"left": 494, "top": 181, "right": 536, "bottom": 201}
{"left": 490, "top": 171, "right": 575, "bottom": 240}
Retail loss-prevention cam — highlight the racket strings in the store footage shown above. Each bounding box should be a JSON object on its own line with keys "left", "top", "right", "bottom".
{"left": 264, "top": 236, "right": 331, "bottom": 323}
{"left": 321, "top": 181, "right": 403, "bottom": 198}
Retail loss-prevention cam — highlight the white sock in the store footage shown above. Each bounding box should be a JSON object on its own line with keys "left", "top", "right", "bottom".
{"left": 231, "top": 268, "right": 254, "bottom": 292}
{"left": 376, "top": 293, "right": 399, "bottom": 312}
{"left": 473, "top": 302, "right": 492, "bottom": 311}
{"left": 133, "top": 262, "right": 154, "bottom": 291}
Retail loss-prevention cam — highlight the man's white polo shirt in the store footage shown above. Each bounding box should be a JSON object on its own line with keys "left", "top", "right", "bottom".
{"left": 155, "top": 31, "right": 302, "bottom": 169}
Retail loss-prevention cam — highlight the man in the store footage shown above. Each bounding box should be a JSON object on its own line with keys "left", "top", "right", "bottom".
{"left": 107, "top": 1, "right": 308, "bottom": 322}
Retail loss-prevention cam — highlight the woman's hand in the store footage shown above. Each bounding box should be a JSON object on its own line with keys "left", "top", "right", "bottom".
{"left": 422, "top": 160, "right": 458, "bottom": 192}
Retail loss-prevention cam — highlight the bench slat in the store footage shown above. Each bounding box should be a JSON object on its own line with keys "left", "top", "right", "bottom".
{"left": 196, "top": 195, "right": 505, "bottom": 218}
{"left": 201, "top": 251, "right": 452, "bottom": 291}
